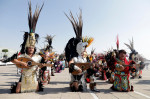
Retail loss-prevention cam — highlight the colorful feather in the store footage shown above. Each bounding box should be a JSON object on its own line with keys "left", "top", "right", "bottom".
{"left": 28, "top": 1, "right": 44, "bottom": 33}
{"left": 82, "top": 37, "right": 94, "bottom": 47}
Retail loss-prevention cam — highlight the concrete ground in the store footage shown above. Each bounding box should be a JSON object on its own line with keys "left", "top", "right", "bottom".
{"left": 0, "top": 65, "right": 150, "bottom": 99}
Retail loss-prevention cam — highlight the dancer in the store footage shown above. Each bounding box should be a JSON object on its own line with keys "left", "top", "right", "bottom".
{"left": 65, "top": 10, "right": 98, "bottom": 92}
{"left": 39, "top": 35, "right": 54, "bottom": 85}
{"left": 111, "top": 50, "right": 134, "bottom": 92}
{"left": 9, "top": 2, "right": 44, "bottom": 93}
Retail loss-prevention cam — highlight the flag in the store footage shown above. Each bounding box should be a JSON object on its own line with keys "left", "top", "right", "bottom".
{"left": 116, "top": 35, "right": 119, "bottom": 50}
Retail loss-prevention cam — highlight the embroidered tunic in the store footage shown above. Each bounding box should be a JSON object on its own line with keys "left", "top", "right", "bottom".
{"left": 18, "top": 54, "right": 42, "bottom": 92}
{"left": 113, "top": 58, "right": 132, "bottom": 91}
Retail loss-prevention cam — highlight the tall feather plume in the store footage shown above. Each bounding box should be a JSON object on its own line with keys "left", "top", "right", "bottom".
{"left": 124, "top": 43, "right": 132, "bottom": 51}
{"left": 124, "top": 38, "right": 134, "bottom": 51}
{"left": 91, "top": 48, "right": 95, "bottom": 54}
{"left": 28, "top": 1, "right": 44, "bottom": 33}
{"left": 45, "top": 35, "right": 54, "bottom": 51}
{"left": 130, "top": 37, "right": 134, "bottom": 50}
{"left": 65, "top": 9, "right": 83, "bottom": 40}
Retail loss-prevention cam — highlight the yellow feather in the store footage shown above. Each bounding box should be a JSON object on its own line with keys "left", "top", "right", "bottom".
{"left": 82, "top": 37, "right": 84, "bottom": 42}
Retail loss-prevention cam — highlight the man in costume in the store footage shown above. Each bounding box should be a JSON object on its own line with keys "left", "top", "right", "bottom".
{"left": 111, "top": 50, "right": 134, "bottom": 92}
{"left": 39, "top": 35, "right": 54, "bottom": 85}
{"left": 105, "top": 50, "right": 118, "bottom": 83}
{"left": 124, "top": 38, "right": 145, "bottom": 79}
{"left": 65, "top": 10, "right": 98, "bottom": 92}
{"left": 8, "top": 2, "right": 44, "bottom": 93}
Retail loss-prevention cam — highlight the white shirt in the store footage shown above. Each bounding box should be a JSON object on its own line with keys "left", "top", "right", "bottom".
{"left": 73, "top": 56, "right": 87, "bottom": 63}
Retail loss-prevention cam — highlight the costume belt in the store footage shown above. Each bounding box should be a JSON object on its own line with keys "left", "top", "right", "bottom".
{"left": 114, "top": 71, "right": 128, "bottom": 76}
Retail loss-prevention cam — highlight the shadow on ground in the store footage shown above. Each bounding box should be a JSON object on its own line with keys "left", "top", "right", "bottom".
{"left": 0, "top": 73, "right": 20, "bottom": 77}
{"left": 36, "top": 87, "right": 71, "bottom": 95}
{"left": 0, "top": 89, "right": 10, "bottom": 94}
{"left": 135, "top": 80, "right": 150, "bottom": 85}
{"left": 49, "top": 81, "right": 69, "bottom": 85}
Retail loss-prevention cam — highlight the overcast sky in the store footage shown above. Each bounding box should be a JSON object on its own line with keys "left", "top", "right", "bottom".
{"left": 0, "top": 0, "right": 150, "bottom": 59}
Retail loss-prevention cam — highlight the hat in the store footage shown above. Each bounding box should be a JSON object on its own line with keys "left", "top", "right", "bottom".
{"left": 65, "top": 10, "right": 94, "bottom": 62}
{"left": 39, "top": 35, "right": 55, "bottom": 59}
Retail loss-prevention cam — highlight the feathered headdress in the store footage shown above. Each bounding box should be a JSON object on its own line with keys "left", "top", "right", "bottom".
{"left": 124, "top": 38, "right": 136, "bottom": 53}
{"left": 20, "top": 1, "right": 44, "bottom": 54}
{"left": 39, "top": 35, "right": 54, "bottom": 57}
{"left": 91, "top": 48, "right": 95, "bottom": 55}
{"left": 65, "top": 10, "right": 83, "bottom": 40}
{"left": 124, "top": 38, "right": 138, "bottom": 58}
{"left": 28, "top": 1, "right": 44, "bottom": 33}
{"left": 44, "top": 35, "right": 54, "bottom": 52}
{"left": 125, "top": 38, "right": 145, "bottom": 69}
{"left": 65, "top": 10, "right": 83, "bottom": 62}
{"left": 82, "top": 37, "right": 94, "bottom": 48}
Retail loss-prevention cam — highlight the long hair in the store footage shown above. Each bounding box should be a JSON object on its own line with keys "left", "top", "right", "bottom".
{"left": 20, "top": 32, "right": 28, "bottom": 54}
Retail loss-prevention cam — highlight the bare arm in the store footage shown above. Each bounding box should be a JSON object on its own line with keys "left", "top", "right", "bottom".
{"left": 115, "top": 64, "right": 124, "bottom": 71}
{"left": 69, "top": 59, "right": 82, "bottom": 74}
{"left": 68, "top": 59, "right": 74, "bottom": 68}
{"left": 12, "top": 59, "right": 28, "bottom": 68}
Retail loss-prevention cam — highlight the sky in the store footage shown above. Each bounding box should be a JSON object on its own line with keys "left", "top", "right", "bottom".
{"left": 0, "top": 0, "right": 150, "bottom": 59}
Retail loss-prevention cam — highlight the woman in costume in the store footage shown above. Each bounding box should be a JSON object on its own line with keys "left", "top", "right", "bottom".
{"left": 111, "top": 50, "right": 134, "bottom": 92}
{"left": 65, "top": 10, "right": 98, "bottom": 92}
{"left": 9, "top": 2, "right": 44, "bottom": 93}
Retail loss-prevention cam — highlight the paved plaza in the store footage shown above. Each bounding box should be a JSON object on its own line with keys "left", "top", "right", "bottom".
{"left": 0, "top": 65, "right": 150, "bottom": 99}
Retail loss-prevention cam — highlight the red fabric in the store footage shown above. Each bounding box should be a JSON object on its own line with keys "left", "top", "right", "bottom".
{"left": 123, "top": 58, "right": 130, "bottom": 74}
{"left": 115, "top": 58, "right": 132, "bottom": 74}
{"left": 86, "top": 78, "right": 90, "bottom": 83}
{"left": 115, "top": 74, "right": 122, "bottom": 83}
{"left": 103, "top": 71, "right": 107, "bottom": 80}
{"left": 18, "top": 52, "right": 21, "bottom": 56}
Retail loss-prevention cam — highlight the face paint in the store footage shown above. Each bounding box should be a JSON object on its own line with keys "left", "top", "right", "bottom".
{"left": 76, "top": 41, "right": 88, "bottom": 56}
{"left": 132, "top": 54, "right": 139, "bottom": 63}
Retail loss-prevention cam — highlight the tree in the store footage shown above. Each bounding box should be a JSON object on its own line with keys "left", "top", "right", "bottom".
{"left": 2, "top": 49, "right": 8, "bottom": 59}
{"left": 2, "top": 49, "right": 8, "bottom": 54}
